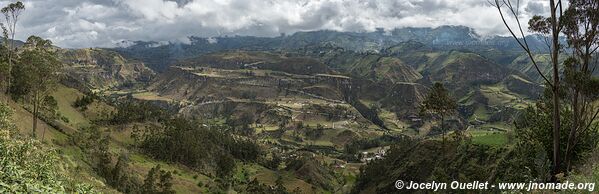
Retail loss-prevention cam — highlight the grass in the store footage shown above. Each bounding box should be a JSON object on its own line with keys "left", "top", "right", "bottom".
{"left": 467, "top": 122, "right": 513, "bottom": 147}
{"left": 470, "top": 105, "right": 490, "bottom": 122}
{"left": 22, "top": 84, "right": 213, "bottom": 193}
{"left": 1, "top": 91, "right": 119, "bottom": 192}
{"left": 379, "top": 109, "right": 409, "bottom": 132}
{"left": 4, "top": 95, "right": 68, "bottom": 143}
{"left": 468, "top": 129, "right": 509, "bottom": 147}
{"left": 106, "top": 122, "right": 210, "bottom": 193}
{"left": 52, "top": 85, "right": 91, "bottom": 128}
{"left": 132, "top": 92, "right": 174, "bottom": 102}
{"left": 472, "top": 132, "right": 508, "bottom": 146}
{"left": 128, "top": 153, "right": 208, "bottom": 193}
{"left": 6, "top": 68, "right": 379, "bottom": 193}
{"left": 467, "top": 84, "right": 532, "bottom": 123}
{"left": 251, "top": 164, "right": 320, "bottom": 193}
{"left": 52, "top": 84, "right": 115, "bottom": 128}
{"left": 480, "top": 84, "right": 529, "bottom": 109}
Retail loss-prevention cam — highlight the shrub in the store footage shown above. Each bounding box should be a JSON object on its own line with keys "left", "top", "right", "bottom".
{"left": 0, "top": 103, "right": 94, "bottom": 193}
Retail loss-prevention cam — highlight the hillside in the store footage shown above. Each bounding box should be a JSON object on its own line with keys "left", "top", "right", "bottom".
{"left": 59, "top": 48, "right": 155, "bottom": 91}
{"left": 1, "top": 31, "right": 558, "bottom": 194}
{"left": 177, "top": 51, "right": 330, "bottom": 75}
{"left": 112, "top": 26, "right": 553, "bottom": 72}
{"left": 72, "top": 42, "right": 548, "bottom": 193}
{"left": 425, "top": 52, "right": 502, "bottom": 83}
{"left": 508, "top": 54, "right": 557, "bottom": 83}
{"left": 0, "top": 91, "right": 116, "bottom": 193}
{"left": 6, "top": 0, "right": 599, "bottom": 192}
{"left": 6, "top": 38, "right": 583, "bottom": 194}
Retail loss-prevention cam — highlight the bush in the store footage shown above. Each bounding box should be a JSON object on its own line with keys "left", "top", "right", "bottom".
{"left": 73, "top": 94, "right": 95, "bottom": 110}
{"left": 0, "top": 131, "right": 69, "bottom": 193}
{"left": 305, "top": 124, "right": 324, "bottom": 140}
{"left": 0, "top": 103, "right": 94, "bottom": 193}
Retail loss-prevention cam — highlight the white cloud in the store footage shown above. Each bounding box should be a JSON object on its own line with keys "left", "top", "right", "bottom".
{"left": 0, "top": 0, "right": 552, "bottom": 48}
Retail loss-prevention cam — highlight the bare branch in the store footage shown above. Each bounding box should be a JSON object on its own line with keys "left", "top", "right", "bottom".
{"left": 492, "top": 0, "right": 554, "bottom": 87}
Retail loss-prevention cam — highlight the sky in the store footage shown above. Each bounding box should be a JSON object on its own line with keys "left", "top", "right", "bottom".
{"left": 0, "top": 0, "right": 551, "bottom": 48}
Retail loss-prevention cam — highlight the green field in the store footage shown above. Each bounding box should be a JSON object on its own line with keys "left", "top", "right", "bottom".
{"left": 467, "top": 128, "right": 509, "bottom": 147}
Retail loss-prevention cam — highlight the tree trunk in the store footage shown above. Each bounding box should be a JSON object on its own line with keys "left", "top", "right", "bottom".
{"left": 5, "top": 46, "right": 12, "bottom": 100}
{"left": 549, "top": 0, "right": 562, "bottom": 178}
{"left": 32, "top": 99, "right": 37, "bottom": 138}
{"left": 5, "top": 26, "right": 16, "bottom": 99}
{"left": 565, "top": 90, "right": 579, "bottom": 173}
{"left": 41, "top": 125, "right": 46, "bottom": 142}
{"left": 40, "top": 92, "right": 46, "bottom": 142}
{"left": 565, "top": 41, "right": 593, "bottom": 174}
{"left": 441, "top": 114, "right": 445, "bottom": 145}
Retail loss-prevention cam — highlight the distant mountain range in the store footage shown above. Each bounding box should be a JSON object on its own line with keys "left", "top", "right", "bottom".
{"left": 109, "top": 25, "right": 556, "bottom": 72}
{"left": 3, "top": 25, "right": 558, "bottom": 130}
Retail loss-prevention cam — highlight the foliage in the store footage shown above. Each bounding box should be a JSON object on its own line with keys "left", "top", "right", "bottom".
{"left": 0, "top": 103, "right": 94, "bottom": 193}
{"left": 216, "top": 153, "right": 236, "bottom": 179}
{"left": 0, "top": 131, "right": 67, "bottom": 193}
{"left": 0, "top": 1, "right": 24, "bottom": 96}
{"left": 344, "top": 138, "right": 380, "bottom": 154}
{"left": 494, "top": 0, "right": 566, "bottom": 177}
{"left": 73, "top": 94, "right": 95, "bottom": 110}
{"left": 245, "top": 178, "right": 284, "bottom": 194}
{"left": 10, "top": 36, "right": 60, "bottom": 100}
{"left": 566, "top": 148, "right": 599, "bottom": 192}
{"left": 304, "top": 124, "right": 324, "bottom": 140}
{"left": 135, "top": 117, "right": 261, "bottom": 178}
{"left": 264, "top": 154, "right": 282, "bottom": 170}
{"left": 141, "top": 165, "right": 175, "bottom": 194}
{"left": 351, "top": 134, "right": 554, "bottom": 193}
{"left": 561, "top": 0, "right": 599, "bottom": 172}
{"left": 420, "top": 83, "right": 457, "bottom": 118}
{"left": 109, "top": 153, "right": 143, "bottom": 193}
{"left": 11, "top": 36, "right": 61, "bottom": 138}
{"left": 71, "top": 126, "right": 144, "bottom": 193}
{"left": 351, "top": 137, "right": 505, "bottom": 193}
{"left": 109, "top": 99, "right": 168, "bottom": 124}
{"left": 493, "top": 139, "right": 551, "bottom": 183}
{"left": 515, "top": 94, "right": 599, "bottom": 174}
{"left": 562, "top": 0, "right": 599, "bottom": 51}
{"left": 226, "top": 112, "right": 255, "bottom": 135}
{"left": 420, "top": 82, "right": 457, "bottom": 141}
{"left": 71, "top": 126, "right": 112, "bottom": 177}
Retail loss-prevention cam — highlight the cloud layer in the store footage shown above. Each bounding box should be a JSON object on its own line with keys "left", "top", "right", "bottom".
{"left": 0, "top": 0, "right": 550, "bottom": 48}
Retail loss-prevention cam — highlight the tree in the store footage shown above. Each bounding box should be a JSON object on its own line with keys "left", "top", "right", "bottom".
{"left": 142, "top": 166, "right": 159, "bottom": 193}
{"left": 420, "top": 82, "right": 457, "bottom": 144}
{"left": 561, "top": 0, "right": 599, "bottom": 173}
{"left": 274, "top": 173, "right": 287, "bottom": 193}
{"left": 109, "top": 153, "right": 140, "bottom": 193}
{"left": 142, "top": 165, "right": 175, "bottom": 194}
{"left": 11, "top": 36, "right": 60, "bottom": 138}
{"left": 158, "top": 170, "right": 174, "bottom": 194}
{"left": 492, "top": 0, "right": 565, "bottom": 178}
{"left": 216, "top": 153, "right": 235, "bottom": 179}
{"left": 73, "top": 94, "right": 95, "bottom": 110}
{"left": 0, "top": 102, "right": 14, "bottom": 131}
{"left": 0, "top": 1, "right": 24, "bottom": 97}
{"left": 266, "top": 155, "right": 282, "bottom": 170}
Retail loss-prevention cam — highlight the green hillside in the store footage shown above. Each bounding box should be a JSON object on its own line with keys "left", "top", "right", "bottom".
{"left": 2, "top": 13, "right": 596, "bottom": 193}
